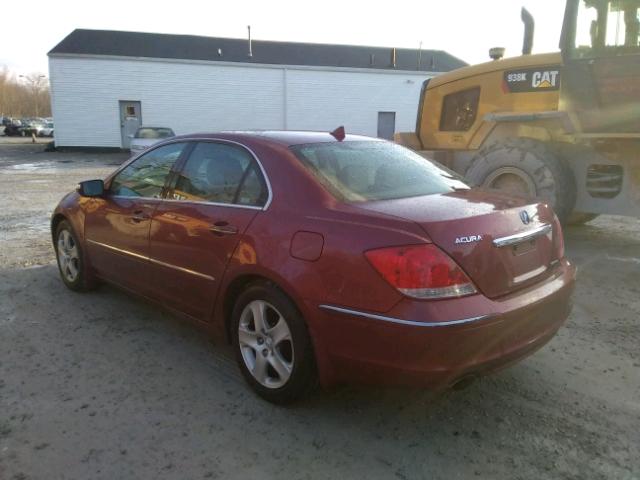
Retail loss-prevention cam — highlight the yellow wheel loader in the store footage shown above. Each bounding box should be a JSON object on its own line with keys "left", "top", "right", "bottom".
{"left": 396, "top": 0, "right": 640, "bottom": 223}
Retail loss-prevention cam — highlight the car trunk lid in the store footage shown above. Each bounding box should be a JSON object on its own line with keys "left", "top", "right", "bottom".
{"left": 355, "top": 189, "right": 558, "bottom": 299}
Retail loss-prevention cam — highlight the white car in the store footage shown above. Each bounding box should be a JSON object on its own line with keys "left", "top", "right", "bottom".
{"left": 129, "top": 127, "right": 175, "bottom": 155}
{"left": 39, "top": 122, "right": 54, "bottom": 137}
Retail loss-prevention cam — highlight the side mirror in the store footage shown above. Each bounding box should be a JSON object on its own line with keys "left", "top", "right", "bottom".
{"left": 78, "top": 179, "right": 105, "bottom": 197}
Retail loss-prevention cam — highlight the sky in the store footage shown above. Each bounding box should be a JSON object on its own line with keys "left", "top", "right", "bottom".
{"left": 2, "top": 0, "right": 568, "bottom": 76}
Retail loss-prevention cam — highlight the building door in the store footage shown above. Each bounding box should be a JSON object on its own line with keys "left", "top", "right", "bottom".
{"left": 377, "top": 112, "right": 396, "bottom": 140}
{"left": 119, "top": 101, "right": 142, "bottom": 149}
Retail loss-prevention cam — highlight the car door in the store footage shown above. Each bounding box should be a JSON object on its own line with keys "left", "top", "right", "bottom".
{"left": 148, "top": 141, "right": 269, "bottom": 320}
{"left": 84, "top": 142, "right": 189, "bottom": 296}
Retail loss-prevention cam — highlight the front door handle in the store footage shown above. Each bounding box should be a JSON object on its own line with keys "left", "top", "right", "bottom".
{"left": 209, "top": 221, "right": 238, "bottom": 236}
{"left": 131, "top": 210, "right": 150, "bottom": 223}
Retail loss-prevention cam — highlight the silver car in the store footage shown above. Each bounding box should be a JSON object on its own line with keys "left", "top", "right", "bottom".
{"left": 129, "top": 127, "right": 175, "bottom": 155}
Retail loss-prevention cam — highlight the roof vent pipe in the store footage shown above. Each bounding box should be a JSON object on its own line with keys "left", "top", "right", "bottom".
{"left": 247, "top": 25, "right": 253, "bottom": 58}
{"left": 521, "top": 7, "right": 535, "bottom": 55}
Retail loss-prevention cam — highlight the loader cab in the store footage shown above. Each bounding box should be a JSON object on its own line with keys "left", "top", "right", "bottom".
{"left": 560, "top": 0, "right": 640, "bottom": 132}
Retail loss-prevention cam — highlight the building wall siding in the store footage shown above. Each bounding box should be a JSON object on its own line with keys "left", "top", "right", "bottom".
{"left": 49, "top": 56, "right": 431, "bottom": 147}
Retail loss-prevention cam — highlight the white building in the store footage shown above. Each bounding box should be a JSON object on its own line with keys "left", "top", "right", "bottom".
{"left": 48, "top": 29, "right": 466, "bottom": 149}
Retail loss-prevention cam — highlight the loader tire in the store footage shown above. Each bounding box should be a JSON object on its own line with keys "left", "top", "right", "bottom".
{"left": 567, "top": 213, "right": 599, "bottom": 226}
{"left": 465, "top": 138, "right": 576, "bottom": 224}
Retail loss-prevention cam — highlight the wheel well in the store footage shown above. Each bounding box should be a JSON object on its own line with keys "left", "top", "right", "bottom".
{"left": 50, "top": 213, "right": 67, "bottom": 243}
{"left": 222, "top": 274, "right": 292, "bottom": 343}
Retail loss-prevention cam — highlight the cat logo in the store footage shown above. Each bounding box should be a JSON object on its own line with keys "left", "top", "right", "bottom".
{"left": 532, "top": 70, "right": 560, "bottom": 89}
{"left": 504, "top": 67, "right": 561, "bottom": 93}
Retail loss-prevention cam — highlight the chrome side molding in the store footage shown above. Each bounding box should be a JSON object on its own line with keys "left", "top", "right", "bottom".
{"left": 318, "top": 304, "right": 491, "bottom": 328}
{"left": 493, "top": 224, "right": 552, "bottom": 248}
{"left": 86, "top": 239, "right": 215, "bottom": 281}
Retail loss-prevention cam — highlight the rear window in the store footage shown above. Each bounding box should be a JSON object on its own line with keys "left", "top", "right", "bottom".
{"left": 290, "top": 141, "right": 469, "bottom": 202}
{"left": 135, "top": 127, "right": 175, "bottom": 139}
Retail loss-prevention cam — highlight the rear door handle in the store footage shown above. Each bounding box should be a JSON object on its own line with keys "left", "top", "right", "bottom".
{"left": 209, "top": 221, "right": 238, "bottom": 236}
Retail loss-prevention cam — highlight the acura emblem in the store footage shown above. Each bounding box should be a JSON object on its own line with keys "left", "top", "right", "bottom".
{"left": 520, "top": 211, "right": 530, "bottom": 225}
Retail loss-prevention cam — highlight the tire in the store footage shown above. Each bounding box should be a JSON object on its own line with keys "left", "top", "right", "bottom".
{"left": 465, "top": 138, "right": 576, "bottom": 224}
{"left": 231, "top": 281, "right": 317, "bottom": 404}
{"left": 54, "top": 220, "right": 97, "bottom": 292}
{"left": 567, "top": 212, "right": 599, "bottom": 226}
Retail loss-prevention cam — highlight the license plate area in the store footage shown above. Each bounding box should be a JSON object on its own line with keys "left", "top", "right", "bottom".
{"left": 511, "top": 239, "right": 537, "bottom": 256}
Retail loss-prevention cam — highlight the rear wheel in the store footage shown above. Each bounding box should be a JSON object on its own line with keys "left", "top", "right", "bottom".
{"left": 465, "top": 138, "right": 576, "bottom": 224}
{"left": 231, "top": 282, "right": 317, "bottom": 404}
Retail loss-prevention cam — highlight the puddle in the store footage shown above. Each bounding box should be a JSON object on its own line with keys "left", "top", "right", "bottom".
{"left": 7, "top": 162, "right": 57, "bottom": 171}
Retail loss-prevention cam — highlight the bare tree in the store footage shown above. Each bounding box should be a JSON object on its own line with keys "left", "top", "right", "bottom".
{"left": 0, "top": 66, "right": 51, "bottom": 118}
{"left": 19, "top": 74, "right": 47, "bottom": 117}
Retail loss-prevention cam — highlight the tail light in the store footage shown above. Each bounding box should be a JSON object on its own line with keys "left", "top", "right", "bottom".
{"left": 553, "top": 215, "right": 565, "bottom": 259}
{"left": 365, "top": 244, "right": 477, "bottom": 300}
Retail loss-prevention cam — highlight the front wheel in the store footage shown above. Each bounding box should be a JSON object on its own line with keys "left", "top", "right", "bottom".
{"left": 232, "top": 282, "right": 317, "bottom": 404}
{"left": 54, "top": 220, "right": 97, "bottom": 292}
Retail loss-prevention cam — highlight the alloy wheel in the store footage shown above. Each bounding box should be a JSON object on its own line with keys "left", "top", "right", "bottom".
{"left": 238, "top": 300, "right": 294, "bottom": 389}
{"left": 57, "top": 229, "right": 80, "bottom": 283}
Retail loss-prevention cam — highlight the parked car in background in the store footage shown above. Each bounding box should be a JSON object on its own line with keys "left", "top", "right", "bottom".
{"left": 51, "top": 131, "right": 576, "bottom": 404}
{"left": 39, "top": 122, "right": 54, "bottom": 137}
{"left": 19, "top": 119, "right": 46, "bottom": 137}
{"left": 129, "top": 126, "right": 175, "bottom": 155}
{"left": 3, "top": 119, "right": 24, "bottom": 136}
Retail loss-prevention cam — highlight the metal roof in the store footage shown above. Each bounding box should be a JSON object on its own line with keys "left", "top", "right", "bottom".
{"left": 49, "top": 29, "right": 467, "bottom": 73}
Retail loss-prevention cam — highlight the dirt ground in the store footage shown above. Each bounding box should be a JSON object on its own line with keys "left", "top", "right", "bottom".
{"left": 0, "top": 140, "right": 638, "bottom": 480}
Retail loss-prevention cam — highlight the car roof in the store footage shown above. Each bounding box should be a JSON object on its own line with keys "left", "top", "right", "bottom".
{"left": 171, "top": 130, "right": 382, "bottom": 147}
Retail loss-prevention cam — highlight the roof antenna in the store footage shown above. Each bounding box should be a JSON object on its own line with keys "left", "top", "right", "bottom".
{"left": 247, "top": 25, "right": 253, "bottom": 58}
{"left": 330, "top": 126, "right": 345, "bottom": 141}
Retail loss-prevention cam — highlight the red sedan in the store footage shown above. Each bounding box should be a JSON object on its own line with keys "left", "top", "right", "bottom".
{"left": 52, "top": 131, "right": 576, "bottom": 403}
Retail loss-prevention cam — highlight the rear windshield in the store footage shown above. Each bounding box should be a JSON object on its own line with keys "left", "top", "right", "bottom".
{"left": 290, "top": 141, "right": 469, "bottom": 202}
{"left": 135, "top": 128, "right": 175, "bottom": 139}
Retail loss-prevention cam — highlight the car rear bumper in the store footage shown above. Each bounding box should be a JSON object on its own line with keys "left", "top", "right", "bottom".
{"left": 309, "top": 259, "right": 576, "bottom": 388}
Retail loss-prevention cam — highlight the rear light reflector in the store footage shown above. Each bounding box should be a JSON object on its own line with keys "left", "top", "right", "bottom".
{"left": 365, "top": 244, "right": 477, "bottom": 300}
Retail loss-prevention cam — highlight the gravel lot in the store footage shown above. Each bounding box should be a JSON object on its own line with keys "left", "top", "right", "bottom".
{"left": 1, "top": 140, "right": 639, "bottom": 480}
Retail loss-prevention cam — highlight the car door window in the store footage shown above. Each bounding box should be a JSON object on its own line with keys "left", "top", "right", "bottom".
{"left": 110, "top": 143, "right": 187, "bottom": 198}
{"left": 170, "top": 142, "right": 267, "bottom": 206}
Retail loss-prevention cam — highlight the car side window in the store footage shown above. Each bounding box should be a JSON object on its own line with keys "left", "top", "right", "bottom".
{"left": 110, "top": 143, "right": 187, "bottom": 198}
{"left": 170, "top": 142, "right": 267, "bottom": 207}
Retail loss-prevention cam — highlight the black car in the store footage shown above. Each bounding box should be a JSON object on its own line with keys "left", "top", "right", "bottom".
{"left": 3, "top": 119, "right": 23, "bottom": 136}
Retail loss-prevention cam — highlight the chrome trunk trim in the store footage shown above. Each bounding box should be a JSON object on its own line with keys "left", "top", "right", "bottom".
{"left": 492, "top": 224, "right": 552, "bottom": 248}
